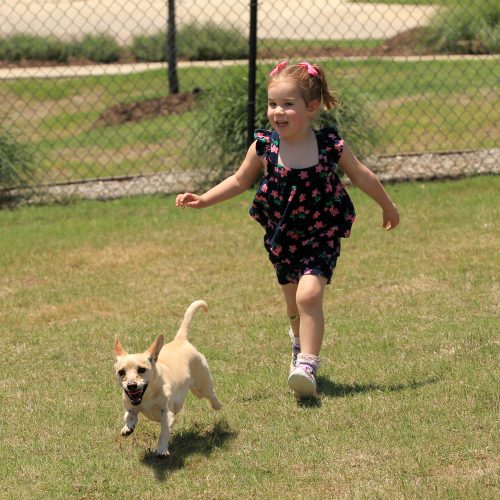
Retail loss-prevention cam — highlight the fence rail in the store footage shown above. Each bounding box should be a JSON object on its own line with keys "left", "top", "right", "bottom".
{"left": 0, "top": 0, "right": 498, "bottom": 202}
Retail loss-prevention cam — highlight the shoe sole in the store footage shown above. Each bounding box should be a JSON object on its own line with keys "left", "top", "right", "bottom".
{"left": 287, "top": 371, "right": 317, "bottom": 398}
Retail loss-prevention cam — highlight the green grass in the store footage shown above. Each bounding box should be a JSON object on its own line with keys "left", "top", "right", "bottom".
{"left": 350, "top": 0, "right": 466, "bottom": 5}
{"left": 0, "top": 177, "right": 498, "bottom": 497}
{"left": 1, "top": 58, "right": 498, "bottom": 183}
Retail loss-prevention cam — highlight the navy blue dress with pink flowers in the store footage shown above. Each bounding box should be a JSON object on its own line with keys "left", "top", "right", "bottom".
{"left": 249, "top": 127, "right": 356, "bottom": 285}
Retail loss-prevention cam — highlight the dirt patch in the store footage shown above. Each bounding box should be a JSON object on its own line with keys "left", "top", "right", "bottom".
{"left": 94, "top": 90, "right": 200, "bottom": 127}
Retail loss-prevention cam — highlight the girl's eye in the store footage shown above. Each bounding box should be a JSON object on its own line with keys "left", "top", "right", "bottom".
{"left": 137, "top": 367, "right": 146, "bottom": 374}
{"left": 118, "top": 369, "right": 125, "bottom": 377}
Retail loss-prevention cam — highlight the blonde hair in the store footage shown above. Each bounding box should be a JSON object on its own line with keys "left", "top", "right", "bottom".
{"left": 268, "top": 61, "right": 339, "bottom": 110}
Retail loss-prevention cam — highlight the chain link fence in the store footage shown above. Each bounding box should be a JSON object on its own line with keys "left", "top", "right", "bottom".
{"left": 0, "top": 0, "right": 498, "bottom": 202}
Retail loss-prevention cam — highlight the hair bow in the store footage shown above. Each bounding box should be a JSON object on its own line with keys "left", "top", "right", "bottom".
{"left": 298, "top": 61, "right": 319, "bottom": 77}
{"left": 269, "top": 61, "right": 288, "bottom": 76}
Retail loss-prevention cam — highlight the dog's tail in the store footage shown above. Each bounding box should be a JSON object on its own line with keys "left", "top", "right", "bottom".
{"left": 174, "top": 300, "right": 208, "bottom": 341}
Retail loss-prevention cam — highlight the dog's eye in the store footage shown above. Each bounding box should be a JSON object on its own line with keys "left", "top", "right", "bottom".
{"left": 137, "top": 367, "right": 146, "bottom": 374}
{"left": 118, "top": 369, "right": 125, "bottom": 377}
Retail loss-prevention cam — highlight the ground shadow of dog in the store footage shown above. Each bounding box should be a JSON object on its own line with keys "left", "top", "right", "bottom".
{"left": 297, "top": 376, "right": 439, "bottom": 408}
{"left": 141, "top": 418, "right": 237, "bottom": 480}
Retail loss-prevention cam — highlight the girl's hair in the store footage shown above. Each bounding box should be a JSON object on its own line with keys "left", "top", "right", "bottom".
{"left": 268, "top": 61, "right": 339, "bottom": 110}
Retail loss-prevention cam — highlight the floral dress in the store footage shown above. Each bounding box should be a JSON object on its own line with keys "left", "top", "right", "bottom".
{"left": 249, "top": 127, "right": 356, "bottom": 285}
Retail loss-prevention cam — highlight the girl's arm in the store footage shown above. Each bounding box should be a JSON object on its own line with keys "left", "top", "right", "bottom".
{"left": 339, "top": 142, "right": 400, "bottom": 230}
{"left": 176, "top": 141, "right": 263, "bottom": 209}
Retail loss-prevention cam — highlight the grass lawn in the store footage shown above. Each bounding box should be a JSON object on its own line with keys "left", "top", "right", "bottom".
{"left": 350, "top": 0, "right": 465, "bottom": 5}
{"left": 1, "top": 57, "right": 498, "bottom": 184}
{"left": 0, "top": 176, "right": 498, "bottom": 498}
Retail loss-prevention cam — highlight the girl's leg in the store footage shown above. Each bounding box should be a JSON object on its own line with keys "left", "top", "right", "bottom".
{"left": 281, "top": 283, "right": 301, "bottom": 369}
{"left": 281, "top": 282, "right": 299, "bottom": 336}
{"left": 295, "top": 274, "right": 327, "bottom": 356}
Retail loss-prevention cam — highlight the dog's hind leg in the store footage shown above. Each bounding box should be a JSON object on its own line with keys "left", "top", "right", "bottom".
{"left": 191, "top": 364, "right": 222, "bottom": 410}
{"left": 121, "top": 409, "right": 138, "bottom": 436}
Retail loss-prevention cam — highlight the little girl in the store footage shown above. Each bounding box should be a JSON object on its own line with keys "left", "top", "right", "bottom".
{"left": 176, "top": 61, "right": 399, "bottom": 399}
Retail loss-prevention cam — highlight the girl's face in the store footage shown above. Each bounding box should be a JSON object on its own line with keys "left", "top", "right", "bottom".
{"left": 267, "top": 80, "right": 319, "bottom": 140}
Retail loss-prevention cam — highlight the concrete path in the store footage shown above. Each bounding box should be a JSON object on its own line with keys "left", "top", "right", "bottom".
{"left": 2, "top": 55, "right": 499, "bottom": 81}
{"left": 1, "top": 0, "right": 437, "bottom": 44}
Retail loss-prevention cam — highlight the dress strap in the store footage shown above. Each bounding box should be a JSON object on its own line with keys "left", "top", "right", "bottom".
{"left": 269, "top": 130, "right": 280, "bottom": 164}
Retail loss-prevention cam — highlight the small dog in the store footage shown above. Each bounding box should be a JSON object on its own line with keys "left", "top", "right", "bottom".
{"left": 114, "top": 300, "right": 221, "bottom": 456}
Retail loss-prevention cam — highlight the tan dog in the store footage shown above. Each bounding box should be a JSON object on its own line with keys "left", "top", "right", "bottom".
{"left": 114, "top": 300, "right": 221, "bottom": 456}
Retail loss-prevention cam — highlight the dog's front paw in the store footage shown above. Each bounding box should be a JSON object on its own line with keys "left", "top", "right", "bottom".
{"left": 121, "top": 425, "right": 135, "bottom": 437}
{"left": 155, "top": 445, "right": 170, "bottom": 457}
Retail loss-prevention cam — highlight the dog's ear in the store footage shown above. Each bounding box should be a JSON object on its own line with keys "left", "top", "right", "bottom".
{"left": 146, "top": 334, "right": 164, "bottom": 362}
{"left": 114, "top": 336, "right": 128, "bottom": 357}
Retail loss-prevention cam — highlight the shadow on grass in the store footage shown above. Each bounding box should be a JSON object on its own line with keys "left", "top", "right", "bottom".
{"left": 140, "top": 418, "right": 237, "bottom": 480}
{"left": 297, "top": 376, "right": 439, "bottom": 408}
{"left": 319, "top": 376, "right": 439, "bottom": 398}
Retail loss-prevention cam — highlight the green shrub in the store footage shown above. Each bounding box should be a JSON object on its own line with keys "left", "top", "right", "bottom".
{"left": 0, "top": 34, "right": 70, "bottom": 62}
{"left": 192, "top": 69, "right": 378, "bottom": 175}
{"left": 177, "top": 22, "right": 247, "bottom": 61}
{"left": 131, "top": 24, "right": 247, "bottom": 62}
{"left": 0, "top": 128, "right": 35, "bottom": 191}
{"left": 422, "top": 0, "right": 500, "bottom": 54}
{"left": 132, "top": 33, "right": 166, "bottom": 62}
{"left": 72, "top": 34, "right": 121, "bottom": 63}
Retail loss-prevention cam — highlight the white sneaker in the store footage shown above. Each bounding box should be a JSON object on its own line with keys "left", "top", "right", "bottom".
{"left": 288, "top": 365, "right": 317, "bottom": 398}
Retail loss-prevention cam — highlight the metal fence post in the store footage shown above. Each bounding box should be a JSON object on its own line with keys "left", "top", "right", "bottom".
{"left": 247, "top": 0, "right": 258, "bottom": 147}
{"left": 167, "top": 0, "right": 179, "bottom": 94}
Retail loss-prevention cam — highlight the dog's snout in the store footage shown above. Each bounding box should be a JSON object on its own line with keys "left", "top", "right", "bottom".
{"left": 127, "top": 382, "right": 138, "bottom": 391}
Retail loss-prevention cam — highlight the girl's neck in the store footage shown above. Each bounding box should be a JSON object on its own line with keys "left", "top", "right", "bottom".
{"left": 277, "top": 128, "right": 318, "bottom": 169}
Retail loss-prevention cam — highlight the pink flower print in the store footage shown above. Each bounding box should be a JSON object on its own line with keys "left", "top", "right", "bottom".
{"left": 272, "top": 245, "right": 282, "bottom": 256}
{"left": 261, "top": 183, "right": 268, "bottom": 193}
{"left": 326, "top": 227, "right": 335, "bottom": 237}
{"left": 316, "top": 165, "right": 323, "bottom": 173}
{"left": 312, "top": 242, "right": 320, "bottom": 249}
{"left": 331, "top": 207, "right": 339, "bottom": 216}
{"left": 299, "top": 171, "right": 309, "bottom": 180}
{"left": 327, "top": 240, "right": 334, "bottom": 248}
{"left": 346, "top": 214, "right": 355, "bottom": 222}
{"left": 312, "top": 188, "right": 320, "bottom": 198}
{"left": 326, "top": 146, "right": 331, "bottom": 152}
{"left": 271, "top": 190, "right": 279, "bottom": 198}
{"left": 299, "top": 193, "right": 307, "bottom": 203}
{"left": 289, "top": 244, "right": 297, "bottom": 253}
{"left": 314, "top": 221, "right": 325, "bottom": 230}
{"left": 312, "top": 211, "right": 320, "bottom": 219}
{"left": 334, "top": 139, "right": 344, "bottom": 151}
{"left": 325, "top": 183, "right": 333, "bottom": 193}
{"left": 279, "top": 169, "right": 288, "bottom": 178}
{"left": 270, "top": 144, "right": 279, "bottom": 154}
{"left": 255, "top": 132, "right": 265, "bottom": 139}
{"left": 288, "top": 231, "right": 299, "bottom": 240}
{"left": 305, "top": 182, "right": 311, "bottom": 187}
{"left": 274, "top": 211, "right": 282, "bottom": 219}
{"left": 288, "top": 190, "right": 296, "bottom": 202}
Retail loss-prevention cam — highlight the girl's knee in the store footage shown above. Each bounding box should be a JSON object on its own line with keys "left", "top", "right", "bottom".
{"left": 296, "top": 277, "right": 325, "bottom": 311}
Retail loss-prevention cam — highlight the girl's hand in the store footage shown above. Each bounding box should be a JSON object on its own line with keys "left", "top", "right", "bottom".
{"left": 175, "top": 193, "right": 205, "bottom": 208}
{"left": 382, "top": 203, "right": 400, "bottom": 231}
